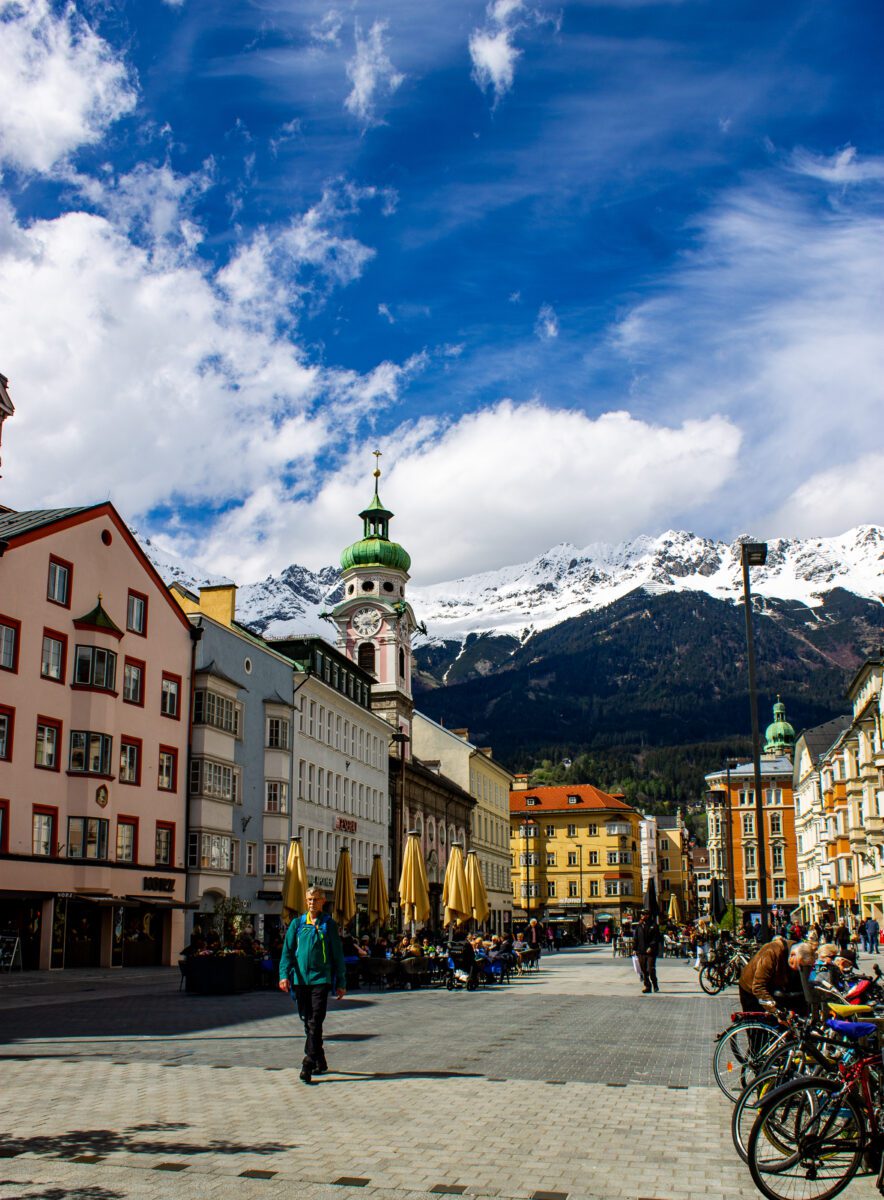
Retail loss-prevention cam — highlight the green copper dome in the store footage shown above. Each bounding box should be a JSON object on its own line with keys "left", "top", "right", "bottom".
{"left": 764, "top": 696, "right": 796, "bottom": 754}
{"left": 341, "top": 536, "right": 411, "bottom": 572}
{"left": 340, "top": 465, "right": 411, "bottom": 573}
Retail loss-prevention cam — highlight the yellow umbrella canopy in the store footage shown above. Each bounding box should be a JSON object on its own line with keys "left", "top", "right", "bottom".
{"left": 282, "top": 837, "right": 307, "bottom": 922}
{"left": 442, "top": 843, "right": 471, "bottom": 929}
{"left": 398, "top": 830, "right": 430, "bottom": 928}
{"left": 465, "top": 850, "right": 490, "bottom": 926}
{"left": 668, "top": 892, "right": 682, "bottom": 923}
{"left": 333, "top": 845, "right": 357, "bottom": 928}
{"left": 368, "top": 853, "right": 389, "bottom": 927}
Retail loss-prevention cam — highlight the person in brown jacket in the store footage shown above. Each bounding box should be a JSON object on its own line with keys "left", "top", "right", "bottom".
{"left": 739, "top": 938, "right": 815, "bottom": 1013}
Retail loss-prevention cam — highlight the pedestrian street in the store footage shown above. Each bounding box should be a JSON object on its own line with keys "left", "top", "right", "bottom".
{"left": 3, "top": 947, "right": 882, "bottom": 1200}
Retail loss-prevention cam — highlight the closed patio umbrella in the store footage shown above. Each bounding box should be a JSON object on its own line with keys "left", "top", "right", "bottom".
{"left": 442, "top": 843, "right": 471, "bottom": 930}
{"left": 465, "top": 850, "right": 490, "bottom": 927}
{"left": 333, "top": 845, "right": 357, "bottom": 929}
{"left": 643, "top": 878, "right": 659, "bottom": 921}
{"left": 667, "top": 891, "right": 682, "bottom": 923}
{"left": 282, "top": 837, "right": 307, "bottom": 924}
{"left": 368, "top": 853, "right": 389, "bottom": 929}
{"left": 398, "top": 830, "right": 430, "bottom": 933}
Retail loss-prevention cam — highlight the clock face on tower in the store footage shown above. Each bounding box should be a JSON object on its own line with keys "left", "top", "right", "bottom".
{"left": 352, "top": 607, "right": 382, "bottom": 637}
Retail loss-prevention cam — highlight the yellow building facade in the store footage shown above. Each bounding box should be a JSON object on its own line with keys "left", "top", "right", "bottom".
{"left": 510, "top": 780, "right": 642, "bottom": 931}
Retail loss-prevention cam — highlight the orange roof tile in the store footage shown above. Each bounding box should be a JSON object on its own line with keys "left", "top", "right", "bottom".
{"left": 509, "top": 784, "right": 634, "bottom": 814}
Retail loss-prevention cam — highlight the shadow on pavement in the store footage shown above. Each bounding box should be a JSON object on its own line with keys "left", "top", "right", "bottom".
{"left": 0, "top": 1123, "right": 294, "bottom": 1159}
{"left": 0, "top": 1187, "right": 124, "bottom": 1200}
{"left": 317, "top": 1069, "right": 483, "bottom": 1082}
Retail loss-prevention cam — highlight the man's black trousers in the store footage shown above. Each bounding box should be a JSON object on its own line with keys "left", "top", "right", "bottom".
{"left": 638, "top": 951, "right": 658, "bottom": 990}
{"left": 294, "top": 984, "right": 330, "bottom": 1067}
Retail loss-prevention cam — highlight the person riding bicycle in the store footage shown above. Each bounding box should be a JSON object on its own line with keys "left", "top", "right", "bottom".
{"left": 738, "top": 937, "right": 814, "bottom": 1014}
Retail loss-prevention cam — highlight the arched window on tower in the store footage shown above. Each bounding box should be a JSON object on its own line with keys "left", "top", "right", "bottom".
{"left": 358, "top": 642, "right": 376, "bottom": 675}
{"left": 398, "top": 647, "right": 405, "bottom": 679}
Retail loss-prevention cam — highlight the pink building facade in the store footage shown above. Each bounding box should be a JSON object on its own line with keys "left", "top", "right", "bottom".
{"left": 0, "top": 504, "right": 194, "bottom": 969}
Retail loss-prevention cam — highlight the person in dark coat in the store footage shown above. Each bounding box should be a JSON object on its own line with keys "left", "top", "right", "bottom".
{"left": 866, "top": 917, "right": 880, "bottom": 955}
{"left": 633, "top": 910, "right": 661, "bottom": 994}
{"left": 738, "top": 938, "right": 813, "bottom": 1012}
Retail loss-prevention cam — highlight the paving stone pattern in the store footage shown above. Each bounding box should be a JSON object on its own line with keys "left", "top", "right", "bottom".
{"left": 1, "top": 949, "right": 882, "bottom": 1200}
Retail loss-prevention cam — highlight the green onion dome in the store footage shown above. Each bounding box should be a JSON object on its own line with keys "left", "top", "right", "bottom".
{"left": 340, "top": 482, "right": 411, "bottom": 573}
{"left": 764, "top": 696, "right": 796, "bottom": 754}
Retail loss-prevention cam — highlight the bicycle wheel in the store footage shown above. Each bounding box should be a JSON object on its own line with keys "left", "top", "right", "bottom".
{"left": 747, "top": 1077, "right": 865, "bottom": 1200}
{"left": 713, "top": 1021, "right": 783, "bottom": 1102}
{"left": 699, "top": 963, "right": 725, "bottom": 994}
{"left": 732, "top": 1066, "right": 807, "bottom": 1163}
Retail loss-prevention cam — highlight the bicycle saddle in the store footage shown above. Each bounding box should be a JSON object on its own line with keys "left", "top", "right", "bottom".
{"left": 827, "top": 1002, "right": 875, "bottom": 1017}
{"left": 825, "top": 1017, "right": 878, "bottom": 1040}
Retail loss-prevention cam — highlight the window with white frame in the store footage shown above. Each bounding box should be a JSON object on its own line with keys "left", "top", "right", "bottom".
{"left": 0, "top": 620, "right": 17, "bottom": 671}
{"left": 194, "top": 690, "right": 240, "bottom": 735}
{"left": 69, "top": 730, "right": 112, "bottom": 776}
{"left": 190, "top": 758, "right": 237, "bottom": 802}
{"left": 772, "top": 844, "right": 784, "bottom": 871}
{"left": 41, "top": 633, "right": 65, "bottom": 681}
{"left": 746, "top": 879, "right": 758, "bottom": 901}
{"left": 773, "top": 878, "right": 786, "bottom": 900}
{"left": 246, "top": 842, "right": 257, "bottom": 875}
{"left": 187, "top": 832, "right": 233, "bottom": 871}
{"left": 267, "top": 715, "right": 291, "bottom": 744}
{"left": 265, "top": 781, "right": 289, "bottom": 814}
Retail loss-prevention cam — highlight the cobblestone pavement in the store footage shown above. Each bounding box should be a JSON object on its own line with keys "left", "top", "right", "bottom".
{"left": 1, "top": 948, "right": 881, "bottom": 1200}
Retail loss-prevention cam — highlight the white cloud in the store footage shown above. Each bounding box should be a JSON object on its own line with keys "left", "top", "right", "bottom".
{"left": 217, "top": 179, "right": 387, "bottom": 330}
{"left": 344, "top": 20, "right": 404, "bottom": 128}
{"left": 469, "top": 0, "right": 552, "bottom": 102}
{"left": 311, "top": 10, "right": 342, "bottom": 47}
{"left": 771, "top": 453, "right": 884, "bottom": 538}
{"left": 378, "top": 302, "right": 395, "bottom": 323}
{"left": 469, "top": 27, "right": 522, "bottom": 100}
{"left": 607, "top": 160, "right": 884, "bottom": 532}
{"left": 790, "top": 145, "right": 884, "bottom": 186}
{"left": 534, "top": 302, "right": 558, "bottom": 339}
{"left": 0, "top": 174, "right": 416, "bottom": 530}
{"left": 0, "top": 0, "right": 136, "bottom": 174}
{"left": 191, "top": 401, "right": 742, "bottom": 582}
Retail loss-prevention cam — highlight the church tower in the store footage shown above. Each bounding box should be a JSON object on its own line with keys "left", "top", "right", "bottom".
{"left": 331, "top": 453, "right": 419, "bottom": 746}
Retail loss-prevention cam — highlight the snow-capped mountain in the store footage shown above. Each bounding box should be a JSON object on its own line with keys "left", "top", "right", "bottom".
{"left": 144, "top": 525, "right": 884, "bottom": 646}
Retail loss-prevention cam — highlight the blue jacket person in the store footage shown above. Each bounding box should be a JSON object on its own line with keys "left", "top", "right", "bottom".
{"left": 279, "top": 886, "right": 347, "bottom": 1084}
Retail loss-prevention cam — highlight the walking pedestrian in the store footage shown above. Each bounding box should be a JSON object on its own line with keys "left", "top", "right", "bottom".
{"left": 633, "top": 909, "right": 661, "bottom": 994}
{"left": 866, "top": 916, "right": 880, "bottom": 955}
{"left": 278, "top": 886, "right": 347, "bottom": 1085}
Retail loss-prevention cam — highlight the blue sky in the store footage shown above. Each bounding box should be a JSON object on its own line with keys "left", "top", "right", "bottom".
{"left": 1, "top": 0, "right": 882, "bottom": 583}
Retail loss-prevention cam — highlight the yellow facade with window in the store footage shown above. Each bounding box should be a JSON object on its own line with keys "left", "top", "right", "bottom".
{"left": 510, "top": 780, "right": 642, "bottom": 930}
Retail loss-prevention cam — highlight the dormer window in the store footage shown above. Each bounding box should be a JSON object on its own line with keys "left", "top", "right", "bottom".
{"left": 567, "top": 794, "right": 580, "bottom": 805}
{"left": 525, "top": 796, "right": 539, "bottom": 806}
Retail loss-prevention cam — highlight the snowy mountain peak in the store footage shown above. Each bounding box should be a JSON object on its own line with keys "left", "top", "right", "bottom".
{"left": 142, "top": 525, "right": 884, "bottom": 645}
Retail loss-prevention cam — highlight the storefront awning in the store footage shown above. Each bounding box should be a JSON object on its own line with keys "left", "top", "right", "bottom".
{"left": 124, "top": 896, "right": 199, "bottom": 910}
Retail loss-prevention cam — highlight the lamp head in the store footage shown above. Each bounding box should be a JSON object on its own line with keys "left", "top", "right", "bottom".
{"left": 741, "top": 541, "right": 768, "bottom": 567}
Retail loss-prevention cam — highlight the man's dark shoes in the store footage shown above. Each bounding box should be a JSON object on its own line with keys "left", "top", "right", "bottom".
{"left": 299, "top": 1063, "right": 314, "bottom": 1085}
{"left": 641, "top": 987, "right": 651, "bottom": 994}
{"left": 653, "top": 985, "right": 660, "bottom": 992}
{"left": 313, "top": 1057, "right": 328, "bottom": 1076}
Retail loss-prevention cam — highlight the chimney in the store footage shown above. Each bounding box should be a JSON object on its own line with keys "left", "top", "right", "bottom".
{"left": 512, "top": 773, "right": 530, "bottom": 792}
{"left": 451, "top": 728, "right": 469, "bottom": 741}
{"left": 199, "top": 582, "right": 237, "bottom": 627}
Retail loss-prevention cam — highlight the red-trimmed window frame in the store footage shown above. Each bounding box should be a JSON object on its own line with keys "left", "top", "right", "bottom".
{"left": 32, "top": 804, "right": 58, "bottom": 857}
{"left": 158, "top": 744, "right": 178, "bottom": 792}
{"left": 155, "top": 820, "right": 175, "bottom": 867}
{"left": 119, "top": 734, "right": 143, "bottom": 787}
{"left": 35, "top": 714, "right": 63, "bottom": 773}
{"left": 126, "top": 589, "right": 149, "bottom": 638}
{"left": 0, "top": 704, "right": 14, "bottom": 763}
{"left": 40, "top": 627, "right": 68, "bottom": 685}
{"left": 0, "top": 799, "right": 9, "bottom": 853}
{"left": 122, "top": 657, "right": 146, "bottom": 708}
{"left": 160, "top": 672, "right": 183, "bottom": 721}
{"left": 47, "top": 555, "right": 73, "bottom": 609}
{"left": 116, "top": 814, "right": 139, "bottom": 864}
{"left": 0, "top": 614, "right": 21, "bottom": 674}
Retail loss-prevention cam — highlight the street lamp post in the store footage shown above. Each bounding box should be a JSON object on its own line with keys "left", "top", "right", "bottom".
{"left": 725, "top": 758, "right": 739, "bottom": 932}
{"left": 740, "top": 541, "right": 770, "bottom": 940}
{"left": 578, "top": 842, "right": 585, "bottom": 942}
{"left": 389, "top": 729, "right": 410, "bottom": 921}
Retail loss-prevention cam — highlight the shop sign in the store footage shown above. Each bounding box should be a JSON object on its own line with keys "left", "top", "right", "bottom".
{"left": 257, "top": 890, "right": 283, "bottom": 901}
{"left": 142, "top": 877, "right": 175, "bottom": 893}
{"left": 335, "top": 817, "right": 357, "bottom": 833}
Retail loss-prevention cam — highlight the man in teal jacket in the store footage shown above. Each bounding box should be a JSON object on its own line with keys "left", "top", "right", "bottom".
{"left": 279, "top": 886, "right": 347, "bottom": 1084}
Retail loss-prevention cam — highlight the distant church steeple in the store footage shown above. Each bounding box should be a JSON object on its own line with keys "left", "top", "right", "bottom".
{"left": 331, "top": 453, "right": 419, "bottom": 743}
{"left": 764, "top": 696, "right": 796, "bottom": 756}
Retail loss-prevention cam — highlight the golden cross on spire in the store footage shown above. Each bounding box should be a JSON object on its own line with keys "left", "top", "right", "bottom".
{"left": 373, "top": 448, "right": 382, "bottom": 492}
